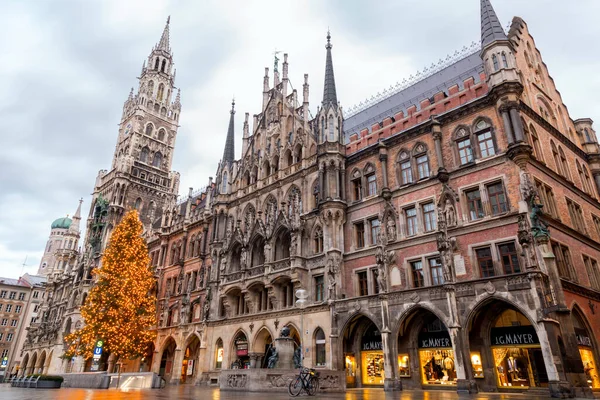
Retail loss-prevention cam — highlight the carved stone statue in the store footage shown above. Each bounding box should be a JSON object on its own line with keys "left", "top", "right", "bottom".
{"left": 280, "top": 326, "right": 291, "bottom": 338}
{"left": 293, "top": 347, "right": 302, "bottom": 368}
{"left": 267, "top": 346, "right": 279, "bottom": 369}
{"left": 386, "top": 217, "right": 397, "bottom": 241}
{"left": 290, "top": 234, "right": 298, "bottom": 256}
{"left": 530, "top": 195, "right": 550, "bottom": 239}
{"left": 240, "top": 248, "right": 248, "bottom": 269}
{"left": 327, "top": 272, "right": 337, "bottom": 300}
{"left": 203, "top": 301, "right": 210, "bottom": 321}
{"left": 376, "top": 263, "right": 388, "bottom": 293}
{"left": 180, "top": 293, "right": 190, "bottom": 324}
{"left": 264, "top": 242, "right": 272, "bottom": 264}
{"left": 220, "top": 256, "right": 228, "bottom": 272}
{"left": 444, "top": 198, "right": 457, "bottom": 227}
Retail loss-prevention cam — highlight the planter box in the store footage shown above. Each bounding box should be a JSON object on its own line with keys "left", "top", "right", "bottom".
{"left": 35, "top": 380, "right": 62, "bottom": 389}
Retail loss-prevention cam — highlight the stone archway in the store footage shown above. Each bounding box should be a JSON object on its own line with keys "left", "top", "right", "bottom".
{"left": 158, "top": 337, "right": 177, "bottom": 381}
{"left": 36, "top": 351, "right": 47, "bottom": 374}
{"left": 182, "top": 334, "right": 200, "bottom": 383}
{"left": 251, "top": 326, "right": 273, "bottom": 368}
{"left": 230, "top": 330, "right": 250, "bottom": 369}
{"left": 139, "top": 342, "right": 155, "bottom": 373}
{"left": 20, "top": 353, "right": 30, "bottom": 377}
{"left": 341, "top": 314, "right": 382, "bottom": 388}
{"left": 571, "top": 306, "right": 600, "bottom": 389}
{"left": 28, "top": 352, "right": 38, "bottom": 375}
{"left": 467, "top": 299, "right": 550, "bottom": 392}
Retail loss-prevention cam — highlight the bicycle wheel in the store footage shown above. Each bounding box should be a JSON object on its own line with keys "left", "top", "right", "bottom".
{"left": 288, "top": 376, "right": 302, "bottom": 397}
{"left": 307, "top": 376, "right": 319, "bottom": 396}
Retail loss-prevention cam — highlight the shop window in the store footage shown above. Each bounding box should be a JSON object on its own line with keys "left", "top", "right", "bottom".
{"left": 498, "top": 242, "right": 521, "bottom": 275}
{"left": 314, "top": 275, "right": 324, "bottom": 302}
{"left": 429, "top": 257, "right": 444, "bottom": 286}
{"left": 457, "top": 138, "right": 473, "bottom": 165}
{"left": 471, "top": 352, "right": 484, "bottom": 378}
{"left": 583, "top": 256, "right": 600, "bottom": 291}
{"left": 232, "top": 333, "right": 250, "bottom": 369}
{"left": 398, "top": 354, "right": 410, "bottom": 377}
{"left": 369, "top": 218, "right": 380, "bottom": 245}
{"left": 355, "top": 222, "right": 365, "bottom": 249}
{"left": 357, "top": 271, "right": 369, "bottom": 296}
{"left": 405, "top": 207, "right": 418, "bottom": 236}
{"left": 491, "top": 309, "right": 548, "bottom": 388}
{"left": 566, "top": 198, "right": 586, "bottom": 234}
{"left": 418, "top": 320, "right": 455, "bottom": 386}
{"left": 315, "top": 328, "right": 326, "bottom": 367}
{"left": 487, "top": 182, "right": 508, "bottom": 215}
{"left": 422, "top": 202, "right": 436, "bottom": 232}
{"left": 361, "top": 324, "right": 384, "bottom": 385}
{"left": 466, "top": 188, "right": 484, "bottom": 220}
{"left": 572, "top": 312, "right": 600, "bottom": 389}
{"left": 411, "top": 260, "right": 424, "bottom": 288}
{"left": 367, "top": 173, "right": 377, "bottom": 196}
{"left": 476, "top": 247, "right": 495, "bottom": 277}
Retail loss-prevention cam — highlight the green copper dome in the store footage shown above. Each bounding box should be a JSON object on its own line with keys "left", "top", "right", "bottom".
{"left": 51, "top": 217, "right": 72, "bottom": 230}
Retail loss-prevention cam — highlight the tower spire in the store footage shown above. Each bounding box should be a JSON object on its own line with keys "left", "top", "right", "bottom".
{"left": 222, "top": 99, "right": 236, "bottom": 163}
{"left": 480, "top": 0, "right": 507, "bottom": 49}
{"left": 69, "top": 198, "right": 83, "bottom": 234}
{"left": 322, "top": 30, "right": 338, "bottom": 107}
{"left": 157, "top": 16, "right": 171, "bottom": 52}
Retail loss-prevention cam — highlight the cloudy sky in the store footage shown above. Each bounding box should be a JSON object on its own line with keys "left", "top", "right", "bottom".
{"left": 1, "top": 0, "right": 599, "bottom": 279}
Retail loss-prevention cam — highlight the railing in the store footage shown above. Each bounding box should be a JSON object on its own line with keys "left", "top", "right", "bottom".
{"left": 225, "top": 271, "right": 243, "bottom": 282}
{"left": 272, "top": 258, "right": 291, "bottom": 271}
{"left": 247, "top": 265, "right": 265, "bottom": 277}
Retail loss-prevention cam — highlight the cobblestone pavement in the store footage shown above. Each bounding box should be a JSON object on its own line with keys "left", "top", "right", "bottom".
{"left": 1, "top": 384, "right": 596, "bottom": 400}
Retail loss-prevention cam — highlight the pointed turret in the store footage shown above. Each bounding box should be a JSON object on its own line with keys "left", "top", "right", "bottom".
{"left": 69, "top": 198, "right": 83, "bottom": 234}
{"left": 222, "top": 100, "right": 236, "bottom": 163}
{"left": 480, "top": 0, "right": 507, "bottom": 49}
{"left": 322, "top": 30, "right": 338, "bottom": 108}
{"left": 157, "top": 16, "right": 171, "bottom": 52}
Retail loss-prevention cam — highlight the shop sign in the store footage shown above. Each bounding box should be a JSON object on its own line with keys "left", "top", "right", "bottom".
{"left": 0, "top": 357, "right": 7, "bottom": 368}
{"left": 361, "top": 329, "right": 382, "bottom": 351}
{"left": 490, "top": 326, "right": 539, "bottom": 346}
{"left": 575, "top": 329, "right": 592, "bottom": 348}
{"left": 418, "top": 331, "right": 452, "bottom": 348}
{"left": 236, "top": 341, "right": 248, "bottom": 356}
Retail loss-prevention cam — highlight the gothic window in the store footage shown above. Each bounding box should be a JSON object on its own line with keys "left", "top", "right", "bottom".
{"left": 398, "top": 150, "right": 413, "bottom": 185}
{"left": 154, "top": 103, "right": 160, "bottom": 112}
{"left": 157, "top": 84, "right": 165, "bottom": 101}
{"left": 492, "top": 54, "right": 499, "bottom": 71}
{"left": 148, "top": 80, "right": 154, "bottom": 96}
{"left": 351, "top": 169, "right": 362, "bottom": 201}
{"left": 285, "top": 149, "right": 293, "bottom": 167}
{"left": 328, "top": 115, "right": 334, "bottom": 141}
{"left": 221, "top": 173, "right": 228, "bottom": 193}
{"left": 140, "top": 147, "right": 149, "bottom": 163}
{"left": 153, "top": 152, "right": 163, "bottom": 168}
{"left": 154, "top": 58, "right": 160, "bottom": 70}
{"left": 313, "top": 226, "right": 323, "bottom": 254}
{"left": 314, "top": 328, "right": 326, "bottom": 367}
{"left": 145, "top": 124, "right": 154, "bottom": 136}
{"left": 364, "top": 163, "right": 377, "bottom": 196}
{"left": 558, "top": 147, "right": 571, "bottom": 180}
{"left": 161, "top": 59, "right": 166, "bottom": 73}
{"left": 321, "top": 117, "right": 325, "bottom": 142}
{"left": 474, "top": 119, "right": 496, "bottom": 158}
{"left": 413, "top": 143, "right": 430, "bottom": 180}
{"left": 134, "top": 198, "right": 142, "bottom": 210}
{"left": 584, "top": 128, "right": 593, "bottom": 143}
{"left": 501, "top": 52, "right": 508, "bottom": 68}
{"left": 158, "top": 129, "right": 165, "bottom": 141}
{"left": 551, "top": 141, "right": 564, "bottom": 177}
{"left": 527, "top": 124, "right": 544, "bottom": 162}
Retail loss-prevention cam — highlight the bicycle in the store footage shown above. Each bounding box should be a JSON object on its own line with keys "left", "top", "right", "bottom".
{"left": 288, "top": 366, "right": 320, "bottom": 396}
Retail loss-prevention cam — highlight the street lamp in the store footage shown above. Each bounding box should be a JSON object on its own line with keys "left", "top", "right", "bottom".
{"left": 295, "top": 288, "right": 308, "bottom": 368}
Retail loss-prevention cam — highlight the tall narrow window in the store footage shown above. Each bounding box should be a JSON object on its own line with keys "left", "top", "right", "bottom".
{"left": 315, "top": 328, "right": 326, "bottom": 367}
{"left": 529, "top": 125, "right": 543, "bottom": 162}
{"left": 145, "top": 124, "right": 154, "bottom": 136}
{"left": 487, "top": 182, "right": 508, "bottom": 215}
{"left": 221, "top": 173, "right": 228, "bottom": 193}
{"left": 457, "top": 138, "right": 473, "bottom": 165}
{"left": 401, "top": 160, "right": 413, "bottom": 184}
{"left": 416, "top": 155, "right": 430, "bottom": 179}
{"left": 352, "top": 177, "right": 362, "bottom": 201}
{"left": 314, "top": 275, "right": 324, "bottom": 302}
{"left": 477, "top": 131, "right": 495, "bottom": 158}
{"left": 411, "top": 260, "right": 424, "bottom": 288}
{"left": 559, "top": 148, "right": 571, "bottom": 181}
{"left": 355, "top": 222, "right": 365, "bottom": 249}
{"left": 476, "top": 247, "right": 495, "bottom": 277}
{"left": 552, "top": 242, "right": 577, "bottom": 282}
{"left": 313, "top": 227, "right": 323, "bottom": 254}
{"left": 140, "top": 147, "right": 149, "bottom": 163}
{"left": 551, "top": 141, "right": 563, "bottom": 176}
{"left": 429, "top": 258, "right": 444, "bottom": 286}
{"left": 501, "top": 52, "right": 508, "bottom": 68}
{"left": 328, "top": 115, "right": 334, "bottom": 141}
{"left": 498, "top": 242, "right": 521, "bottom": 274}
{"left": 466, "top": 189, "right": 484, "bottom": 220}
{"left": 357, "top": 271, "right": 369, "bottom": 296}
{"left": 492, "top": 54, "right": 499, "bottom": 71}
{"left": 367, "top": 173, "right": 377, "bottom": 196}
{"left": 215, "top": 339, "right": 224, "bottom": 369}
{"left": 152, "top": 152, "right": 163, "bottom": 168}
{"left": 405, "top": 207, "right": 418, "bottom": 236}
{"left": 422, "top": 202, "right": 436, "bottom": 232}
{"left": 370, "top": 219, "right": 380, "bottom": 245}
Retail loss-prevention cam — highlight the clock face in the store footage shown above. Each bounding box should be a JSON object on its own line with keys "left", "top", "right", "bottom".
{"left": 124, "top": 123, "right": 132, "bottom": 135}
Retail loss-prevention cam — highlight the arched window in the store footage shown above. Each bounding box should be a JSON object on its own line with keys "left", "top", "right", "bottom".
{"left": 157, "top": 84, "right": 165, "bottom": 101}
{"left": 161, "top": 59, "right": 166, "bottom": 73}
{"left": 313, "top": 226, "right": 323, "bottom": 254}
{"left": 501, "top": 52, "right": 508, "bottom": 68}
{"left": 492, "top": 54, "right": 499, "bottom": 71}
{"left": 551, "top": 141, "right": 563, "bottom": 176}
{"left": 584, "top": 166, "right": 595, "bottom": 198}
{"left": 314, "top": 328, "right": 326, "bottom": 367}
{"left": 527, "top": 124, "right": 544, "bottom": 162}
{"left": 154, "top": 58, "right": 159, "bottom": 70}
{"left": 473, "top": 119, "right": 495, "bottom": 158}
{"left": 584, "top": 128, "right": 593, "bottom": 143}
{"left": 321, "top": 117, "right": 325, "bottom": 142}
{"left": 134, "top": 197, "right": 142, "bottom": 210}
{"left": 158, "top": 129, "right": 165, "bottom": 141}
{"left": 215, "top": 339, "right": 224, "bottom": 368}
{"left": 153, "top": 152, "right": 163, "bottom": 168}
{"left": 413, "top": 143, "right": 430, "bottom": 180}
{"left": 558, "top": 147, "right": 571, "bottom": 180}
{"left": 328, "top": 115, "right": 334, "bottom": 141}
{"left": 140, "top": 147, "right": 149, "bottom": 163}
{"left": 148, "top": 80, "right": 154, "bottom": 96}
{"left": 154, "top": 103, "right": 160, "bottom": 112}
{"left": 397, "top": 150, "right": 412, "bottom": 185}
{"left": 221, "top": 173, "right": 228, "bottom": 194}
{"left": 145, "top": 124, "right": 154, "bottom": 136}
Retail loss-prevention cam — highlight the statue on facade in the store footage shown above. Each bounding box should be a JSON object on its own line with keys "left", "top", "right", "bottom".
{"left": 290, "top": 234, "right": 299, "bottom": 257}
{"left": 240, "top": 247, "right": 248, "bottom": 269}
{"left": 386, "top": 216, "right": 396, "bottom": 241}
{"left": 327, "top": 272, "right": 337, "bottom": 300}
{"left": 267, "top": 346, "right": 279, "bottom": 369}
{"left": 264, "top": 242, "right": 272, "bottom": 264}
{"left": 220, "top": 255, "right": 228, "bottom": 272}
{"left": 293, "top": 347, "right": 302, "bottom": 368}
{"left": 443, "top": 198, "right": 457, "bottom": 227}
{"left": 180, "top": 292, "right": 190, "bottom": 324}
{"left": 530, "top": 195, "right": 550, "bottom": 240}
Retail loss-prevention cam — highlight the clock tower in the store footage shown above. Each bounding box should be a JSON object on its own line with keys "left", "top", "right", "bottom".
{"left": 86, "top": 16, "right": 181, "bottom": 257}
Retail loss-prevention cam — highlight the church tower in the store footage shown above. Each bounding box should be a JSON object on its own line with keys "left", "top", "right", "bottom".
{"left": 86, "top": 17, "right": 181, "bottom": 258}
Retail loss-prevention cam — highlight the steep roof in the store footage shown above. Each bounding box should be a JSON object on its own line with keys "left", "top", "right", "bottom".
{"left": 322, "top": 31, "right": 338, "bottom": 107}
{"left": 222, "top": 101, "right": 236, "bottom": 164}
{"left": 480, "top": 0, "right": 507, "bottom": 48}
{"left": 343, "top": 49, "right": 484, "bottom": 142}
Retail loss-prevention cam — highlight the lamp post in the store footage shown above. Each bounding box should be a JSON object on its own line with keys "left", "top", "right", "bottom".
{"left": 295, "top": 288, "right": 308, "bottom": 368}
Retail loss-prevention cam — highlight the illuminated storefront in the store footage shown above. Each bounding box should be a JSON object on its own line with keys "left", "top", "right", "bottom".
{"left": 573, "top": 312, "right": 600, "bottom": 389}
{"left": 418, "top": 329, "right": 457, "bottom": 386}
{"left": 491, "top": 310, "right": 548, "bottom": 389}
{"left": 232, "top": 333, "right": 250, "bottom": 369}
{"left": 360, "top": 324, "right": 384, "bottom": 385}
{"left": 398, "top": 354, "right": 410, "bottom": 378}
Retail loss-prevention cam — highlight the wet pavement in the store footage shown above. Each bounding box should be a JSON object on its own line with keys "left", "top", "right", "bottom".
{"left": 0, "top": 384, "right": 595, "bottom": 400}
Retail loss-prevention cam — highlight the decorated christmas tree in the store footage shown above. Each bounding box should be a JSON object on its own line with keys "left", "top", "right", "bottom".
{"left": 64, "top": 210, "right": 157, "bottom": 363}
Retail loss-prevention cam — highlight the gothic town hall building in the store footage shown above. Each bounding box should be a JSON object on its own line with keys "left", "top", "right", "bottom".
{"left": 20, "top": 1, "right": 600, "bottom": 397}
